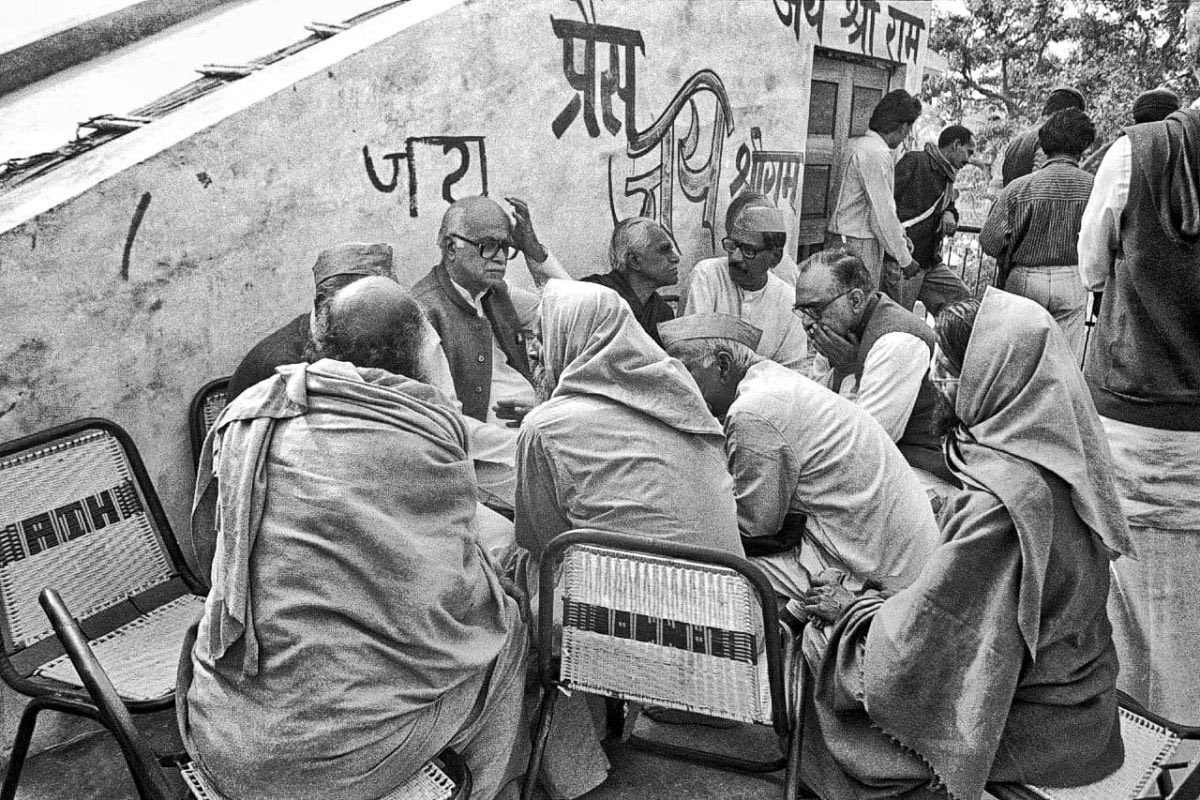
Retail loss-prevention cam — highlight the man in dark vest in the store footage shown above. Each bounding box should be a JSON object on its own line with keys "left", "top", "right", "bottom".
{"left": 893, "top": 124, "right": 974, "bottom": 317}
{"left": 1078, "top": 103, "right": 1200, "bottom": 724}
{"left": 580, "top": 216, "right": 679, "bottom": 345}
{"left": 991, "top": 86, "right": 1085, "bottom": 191}
{"left": 413, "top": 195, "right": 569, "bottom": 425}
{"left": 794, "top": 248, "right": 955, "bottom": 498}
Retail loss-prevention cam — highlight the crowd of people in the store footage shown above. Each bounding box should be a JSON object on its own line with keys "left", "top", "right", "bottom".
{"left": 175, "top": 84, "right": 1200, "bottom": 800}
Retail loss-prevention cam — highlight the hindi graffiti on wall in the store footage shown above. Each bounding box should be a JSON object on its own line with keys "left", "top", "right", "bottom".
{"left": 550, "top": 16, "right": 645, "bottom": 141}
{"left": 362, "top": 136, "right": 488, "bottom": 217}
{"left": 729, "top": 127, "right": 804, "bottom": 212}
{"left": 772, "top": 0, "right": 925, "bottom": 65}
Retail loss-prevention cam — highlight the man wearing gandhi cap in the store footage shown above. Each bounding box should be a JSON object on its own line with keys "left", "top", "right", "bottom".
{"left": 228, "top": 242, "right": 397, "bottom": 399}
{"left": 659, "top": 312, "right": 939, "bottom": 619}
{"left": 682, "top": 192, "right": 812, "bottom": 375}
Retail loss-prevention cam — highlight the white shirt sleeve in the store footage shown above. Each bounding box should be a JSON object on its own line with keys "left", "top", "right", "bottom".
{"left": 855, "top": 331, "right": 929, "bottom": 442}
{"left": 864, "top": 144, "right": 913, "bottom": 267}
{"left": 1078, "top": 136, "right": 1131, "bottom": 292}
{"left": 681, "top": 261, "right": 720, "bottom": 315}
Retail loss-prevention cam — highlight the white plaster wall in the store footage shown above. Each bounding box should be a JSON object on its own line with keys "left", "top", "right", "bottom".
{"left": 0, "top": 0, "right": 929, "bottom": 755}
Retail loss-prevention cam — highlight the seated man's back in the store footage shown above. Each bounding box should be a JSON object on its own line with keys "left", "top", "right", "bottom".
{"left": 183, "top": 279, "right": 527, "bottom": 800}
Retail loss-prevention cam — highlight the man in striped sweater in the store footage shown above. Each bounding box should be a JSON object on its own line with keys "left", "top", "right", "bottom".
{"left": 979, "top": 108, "right": 1096, "bottom": 360}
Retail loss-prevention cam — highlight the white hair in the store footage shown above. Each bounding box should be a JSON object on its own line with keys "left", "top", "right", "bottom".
{"left": 666, "top": 337, "right": 760, "bottom": 373}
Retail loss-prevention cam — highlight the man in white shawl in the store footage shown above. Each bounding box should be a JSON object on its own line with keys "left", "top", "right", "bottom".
{"left": 513, "top": 280, "right": 742, "bottom": 800}
{"left": 180, "top": 278, "right": 529, "bottom": 800}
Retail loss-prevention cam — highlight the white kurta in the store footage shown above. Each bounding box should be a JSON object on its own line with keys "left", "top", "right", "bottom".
{"left": 683, "top": 256, "right": 813, "bottom": 376}
{"left": 725, "top": 360, "right": 940, "bottom": 598}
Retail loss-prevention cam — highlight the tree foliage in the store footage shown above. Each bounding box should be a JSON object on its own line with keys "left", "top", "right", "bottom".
{"left": 928, "top": 0, "right": 1199, "bottom": 147}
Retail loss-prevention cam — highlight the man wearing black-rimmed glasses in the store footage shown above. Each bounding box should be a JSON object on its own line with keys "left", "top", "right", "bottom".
{"left": 794, "top": 248, "right": 955, "bottom": 493}
{"left": 681, "top": 191, "right": 811, "bottom": 374}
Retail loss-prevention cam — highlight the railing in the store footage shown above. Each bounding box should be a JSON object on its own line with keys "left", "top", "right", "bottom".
{"left": 941, "top": 223, "right": 995, "bottom": 299}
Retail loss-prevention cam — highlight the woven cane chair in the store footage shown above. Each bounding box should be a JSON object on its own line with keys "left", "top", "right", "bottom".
{"left": 987, "top": 693, "right": 1200, "bottom": 800}
{"left": 0, "top": 419, "right": 205, "bottom": 800}
{"left": 39, "top": 589, "right": 473, "bottom": 800}
{"left": 188, "top": 377, "right": 230, "bottom": 468}
{"left": 522, "top": 529, "right": 803, "bottom": 800}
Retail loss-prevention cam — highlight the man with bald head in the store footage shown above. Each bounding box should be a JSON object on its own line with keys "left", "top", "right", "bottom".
{"left": 183, "top": 276, "right": 531, "bottom": 800}
{"left": 413, "top": 195, "right": 569, "bottom": 426}
{"left": 682, "top": 192, "right": 810, "bottom": 374}
{"left": 580, "top": 216, "right": 679, "bottom": 344}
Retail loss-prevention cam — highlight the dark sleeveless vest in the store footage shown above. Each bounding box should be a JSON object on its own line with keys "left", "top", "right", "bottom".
{"left": 412, "top": 263, "right": 532, "bottom": 422}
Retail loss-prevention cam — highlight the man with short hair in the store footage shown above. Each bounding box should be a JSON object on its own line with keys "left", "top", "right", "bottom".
{"left": 825, "top": 89, "right": 923, "bottom": 302}
{"left": 1078, "top": 102, "right": 1200, "bottom": 723}
{"left": 580, "top": 216, "right": 679, "bottom": 344}
{"left": 659, "top": 313, "right": 939, "bottom": 614}
{"left": 893, "top": 124, "right": 974, "bottom": 316}
{"left": 981, "top": 108, "right": 1096, "bottom": 359}
{"left": 990, "top": 85, "right": 1086, "bottom": 191}
{"left": 794, "top": 249, "right": 952, "bottom": 491}
{"left": 683, "top": 192, "right": 810, "bottom": 374}
{"left": 795, "top": 289, "right": 1131, "bottom": 799}
{"left": 412, "top": 196, "right": 570, "bottom": 511}
{"left": 182, "top": 277, "right": 531, "bottom": 800}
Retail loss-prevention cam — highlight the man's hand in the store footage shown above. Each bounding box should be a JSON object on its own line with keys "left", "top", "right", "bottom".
{"left": 939, "top": 210, "right": 958, "bottom": 237}
{"left": 802, "top": 580, "right": 855, "bottom": 628}
{"left": 506, "top": 196, "right": 547, "bottom": 263}
{"left": 808, "top": 323, "right": 859, "bottom": 370}
{"left": 494, "top": 399, "right": 537, "bottom": 428}
{"left": 901, "top": 258, "right": 923, "bottom": 279}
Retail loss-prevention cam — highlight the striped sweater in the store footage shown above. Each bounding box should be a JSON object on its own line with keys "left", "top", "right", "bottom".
{"left": 980, "top": 156, "right": 1094, "bottom": 267}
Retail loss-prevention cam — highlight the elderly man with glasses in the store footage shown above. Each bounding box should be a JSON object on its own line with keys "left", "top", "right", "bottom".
{"left": 681, "top": 192, "right": 812, "bottom": 375}
{"left": 794, "top": 248, "right": 955, "bottom": 496}
{"left": 413, "top": 195, "right": 570, "bottom": 513}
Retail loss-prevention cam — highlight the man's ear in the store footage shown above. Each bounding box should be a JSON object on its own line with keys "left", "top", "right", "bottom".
{"left": 716, "top": 350, "right": 735, "bottom": 380}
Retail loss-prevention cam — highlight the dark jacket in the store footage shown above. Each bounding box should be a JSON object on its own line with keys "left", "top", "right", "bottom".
{"left": 411, "top": 263, "right": 532, "bottom": 422}
{"left": 1085, "top": 111, "right": 1200, "bottom": 430}
{"left": 580, "top": 270, "right": 675, "bottom": 345}
{"left": 228, "top": 313, "right": 310, "bottom": 400}
{"left": 894, "top": 148, "right": 959, "bottom": 268}
{"left": 1002, "top": 126, "right": 1042, "bottom": 187}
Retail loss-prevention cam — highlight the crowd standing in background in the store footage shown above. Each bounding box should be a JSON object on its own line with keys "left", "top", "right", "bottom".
{"left": 181, "top": 83, "right": 1200, "bottom": 800}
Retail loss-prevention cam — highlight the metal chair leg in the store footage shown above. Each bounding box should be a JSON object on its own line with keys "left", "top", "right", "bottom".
{"left": 521, "top": 686, "right": 560, "bottom": 800}
{"left": 0, "top": 696, "right": 53, "bottom": 800}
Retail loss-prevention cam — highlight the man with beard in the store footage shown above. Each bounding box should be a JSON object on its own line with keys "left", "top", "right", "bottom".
{"left": 893, "top": 124, "right": 974, "bottom": 316}
{"left": 513, "top": 280, "right": 741, "bottom": 800}
{"left": 659, "top": 313, "right": 939, "bottom": 618}
{"left": 683, "top": 192, "right": 811, "bottom": 374}
{"left": 182, "top": 277, "right": 530, "bottom": 800}
{"left": 580, "top": 216, "right": 680, "bottom": 345}
{"left": 796, "top": 289, "right": 1133, "bottom": 800}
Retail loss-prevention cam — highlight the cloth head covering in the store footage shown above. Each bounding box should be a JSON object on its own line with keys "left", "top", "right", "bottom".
{"left": 312, "top": 242, "right": 394, "bottom": 288}
{"left": 923, "top": 141, "right": 958, "bottom": 181}
{"left": 657, "top": 313, "right": 763, "bottom": 351}
{"left": 1133, "top": 88, "right": 1181, "bottom": 123}
{"left": 728, "top": 205, "right": 788, "bottom": 242}
{"left": 539, "top": 280, "right": 723, "bottom": 436}
{"left": 946, "top": 287, "right": 1134, "bottom": 653}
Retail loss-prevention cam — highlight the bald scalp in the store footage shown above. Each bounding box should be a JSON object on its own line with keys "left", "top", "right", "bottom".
{"left": 438, "top": 195, "right": 511, "bottom": 244}
{"left": 308, "top": 276, "right": 427, "bottom": 379}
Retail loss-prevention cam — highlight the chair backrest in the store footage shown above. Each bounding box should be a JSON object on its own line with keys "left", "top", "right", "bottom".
{"left": 188, "top": 377, "right": 230, "bottom": 467}
{"left": 39, "top": 588, "right": 183, "bottom": 800}
{"left": 0, "top": 419, "right": 194, "bottom": 686}
{"left": 989, "top": 695, "right": 1200, "bottom": 800}
{"left": 539, "top": 529, "right": 788, "bottom": 738}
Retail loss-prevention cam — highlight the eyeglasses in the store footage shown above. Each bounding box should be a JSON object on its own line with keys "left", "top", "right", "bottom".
{"left": 449, "top": 233, "right": 519, "bottom": 261}
{"left": 793, "top": 289, "right": 853, "bottom": 321}
{"left": 721, "top": 237, "right": 769, "bottom": 259}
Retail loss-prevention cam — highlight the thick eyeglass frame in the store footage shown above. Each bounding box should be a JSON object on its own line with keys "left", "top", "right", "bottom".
{"left": 793, "top": 288, "right": 854, "bottom": 322}
{"left": 720, "top": 237, "right": 773, "bottom": 260}
{"left": 448, "top": 232, "right": 519, "bottom": 261}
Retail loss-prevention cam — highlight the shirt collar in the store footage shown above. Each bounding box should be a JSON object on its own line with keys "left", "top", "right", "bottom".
{"left": 449, "top": 277, "right": 488, "bottom": 315}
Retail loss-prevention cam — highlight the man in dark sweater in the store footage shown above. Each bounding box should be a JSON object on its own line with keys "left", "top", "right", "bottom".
{"left": 794, "top": 249, "right": 953, "bottom": 494}
{"left": 991, "top": 86, "right": 1085, "bottom": 191}
{"left": 1079, "top": 104, "right": 1200, "bottom": 723}
{"left": 227, "top": 243, "right": 399, "bottom": 399}
{"left": 580, "top": 217, "right": 678, "bottom": 345}
{"left": 893, "top": 124, "right": 974, "bottom": 317}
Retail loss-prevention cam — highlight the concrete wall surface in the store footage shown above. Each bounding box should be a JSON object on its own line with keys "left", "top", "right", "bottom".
{"left": 0, "top": 0, "right": 929, "bottom": 753}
